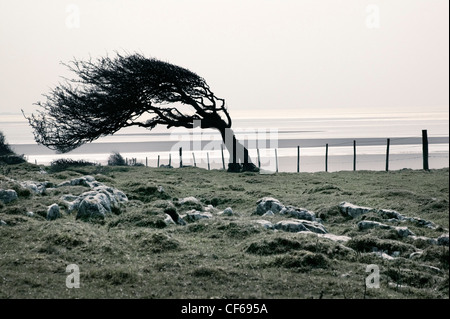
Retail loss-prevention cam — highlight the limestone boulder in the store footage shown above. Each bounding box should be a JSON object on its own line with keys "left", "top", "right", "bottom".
{"left": 0, "top": 189, "right": 17, "bottom": 204}
{"left": 339, "top": 202, "right": 374, "bottom": 218}
{"left": 47, "top": 203, "right": 61, "bottom": 221}
{"left": 274, "top": 219, "right": 327, "bottom": 234}
{"left": 253, "top": 220, "right": 274, "bottom": 230}
{"left": 280, "top": 206, "right": 316, "bottom": 221}
{"left": 183, "top": 210, "right": 213, "bottom": 223}
{"left": 255, "top": 197, "right": 285, "bottom": 215}
{"left": 218, "top": 207, "right": 234, "bottom": 216}
{"left": 76, "top": 195, "right": 108, "bottom": 220}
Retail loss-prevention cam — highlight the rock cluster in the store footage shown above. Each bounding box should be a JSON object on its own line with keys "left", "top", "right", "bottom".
{"left": 58, "top": 176, "right": 128, "bottom": 220}
{"left": 255, "top": 197, "right": 316, "bottom": 221}
{"left": 339, "top": 201, "right": 437, "bottom": 229}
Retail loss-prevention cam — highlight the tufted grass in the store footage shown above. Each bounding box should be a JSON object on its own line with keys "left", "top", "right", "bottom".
{"left": 0, "top": 162, "right": 448, "bottom": 299}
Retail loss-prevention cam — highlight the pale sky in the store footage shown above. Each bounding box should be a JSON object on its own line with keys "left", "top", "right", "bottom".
{"left": 1, "top": 0, "right": 449, "bottom": 119}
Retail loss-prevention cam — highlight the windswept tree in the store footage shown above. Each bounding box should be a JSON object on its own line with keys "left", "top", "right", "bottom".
{"left": 24, "top": 53, "right": 258, "bottom": 172}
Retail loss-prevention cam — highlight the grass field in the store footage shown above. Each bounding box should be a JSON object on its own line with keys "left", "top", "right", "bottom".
{"left": 0, "top": 162, "right": 448, "bottom": 299}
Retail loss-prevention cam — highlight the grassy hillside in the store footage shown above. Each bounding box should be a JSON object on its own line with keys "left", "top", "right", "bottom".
{"left": 0, "top": 163, "right": 448, "bottom": 299}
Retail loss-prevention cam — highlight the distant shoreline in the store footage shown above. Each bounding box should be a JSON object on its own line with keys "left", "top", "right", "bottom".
{"left": 11, "top": 136, "right": 450, "bottom": 155}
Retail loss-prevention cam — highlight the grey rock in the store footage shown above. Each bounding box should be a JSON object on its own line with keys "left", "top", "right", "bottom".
{"left": 254, "top": 220, "right": 274, "bottom": 230}
{"left": 357, "top": 221, "right": 414, "bottom": 238}
{"left": 183, "top": 210, "right": 213, "bottom": 223}
{"left": 339, "top": 202, "right": 374, "bottom": 218}
{"left": 373, "top": 251, "right": 396, "bottom": 260}
{"left": 47, "top": 203, "right": 61, "bottom": 220}
{"left": 179, "top": 196, "right": 201, "bottom": 205}
{"left": 274, "top": 220, "right": 308, "bottom": 232}
{"left": 317, "top": 233, "right": 352, "bottom": 243}
{"left": 262, "top": 210, "right": 275, "bottom": 217}
{"left": 164, "top": 214, "right": 176, "bottom": 225}
{"left": 76, "top": 196, "right": 108, "bottom": 220}
{"left": 280, "top": 206, "right": 316, "bottom": 221}
{"left": 437, "top": 233, "right": 449, "bottom": 246}
{"left": 409, "top": 251, "right": 424, "bottom": 259}
{"left": 20, "top": 181, "right": 50, "bottom": 194}
{"left": 409, "top": 236, "right": 437, "bottom": 245}
{"left": 256, "top": 197, "right": 316, "bottom": 221}
{"left": 0, "top": 189, "right": 18, "bottom": 204}
{"left": 60, "top": 194, "right": 79, "bottom": 202}
{"left": 59, "top": 181, "right": 128, "bottom": 217}
{"left": 56, "top": 181, "right": 71, "bottom": 187}
{"left": 204, "top": 205, "right": 218, "bottom": 213}
{"left": 407, "top": 217, "right": 437, "bottom": 229}
{"left": 377, "top": 209, "right": 406, "bottom": 220}
{"left": 274, "top": 219, "right": 327, "bottom": 234}
{"left": 395, "top": 226, "right": 415, "bottom": 238}
{"left": 357, "top": 220, "right": 391, "bottom": 230}
{"left": 0, "top": 220, "right": 6, "bottom": 226}
{"left": 219, "top": 207, "right": 234, "bottom": 216}
{"left": 255, "top": 197, "right": 285, "bottom": 215}
{"left": 57, "top": 176, "right": 96, "bottom": 188}
{"left": 26, "top": 211, "right": 34, "bottom": 217}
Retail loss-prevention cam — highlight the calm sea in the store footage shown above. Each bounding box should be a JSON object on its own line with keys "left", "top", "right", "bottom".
{"left": 1, "top": 112, "right": 448, "bottom": 172}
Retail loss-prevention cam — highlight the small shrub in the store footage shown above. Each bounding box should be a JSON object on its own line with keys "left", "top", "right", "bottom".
{"left": 108, "top": 152, "right": 126, "bottom": 166}
{"left": 0, "top": 155, "right": 26, "bottom": 165}
{"left": 49, "top": 158, "right": 97, "bottom": 172}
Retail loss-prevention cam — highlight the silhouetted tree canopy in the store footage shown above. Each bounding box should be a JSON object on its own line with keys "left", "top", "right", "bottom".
{"left": 24, "top": 53, "right": 258, "bottom": 172}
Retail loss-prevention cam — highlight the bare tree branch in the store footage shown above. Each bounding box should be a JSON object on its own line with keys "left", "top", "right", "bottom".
{"left": 23, "top": 53, "right": 257, "bottom": 171}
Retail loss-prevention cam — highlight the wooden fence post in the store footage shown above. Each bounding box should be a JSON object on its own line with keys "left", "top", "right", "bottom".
{"left": 325, "top": 144, "right": 329, "bottom": 172}
{"left": 275, "top": 148, "right": 278, "bottom": 173}
{"left": 422, "top": 130, "right": 429, "bottom": 171}
{"left": 192, "top": 152, "right": 196, "bottom": 167}
{"left": 353, "top": 140, "right": 356, "bottom": 171}
{"left": 385, "top": 138, "right": 390, "bottom": 172}
{"left": 221, "top": 144, "right": 226, "bottom": 170}
{"left": 169, "top": 154, "right": 172, "bottom": 167}
{"left": 207, "top": 152, "right": 210, "bottom": 170}
{"left": 179, "top": 147, "right": 183, "bottom": 168}
{"left": 257, "top": 149, "right": 261, "bottom": 169}
{"left": 297, "top": 146, "right": 300, "bottom": 173}
{"left": 157, "top": 155, "right": 160, "bottom": 168}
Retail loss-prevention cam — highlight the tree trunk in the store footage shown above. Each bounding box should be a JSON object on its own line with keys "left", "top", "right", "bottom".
{"left": 218, "top": 127, "right": 259, "bottom": 173}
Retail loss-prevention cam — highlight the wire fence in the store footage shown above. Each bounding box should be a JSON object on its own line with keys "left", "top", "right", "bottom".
{"left": 121, "top": 131, "right": 448, "bottom": 173}
{"left": 25, "top": 130, "right": 449, "bottom": 173}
